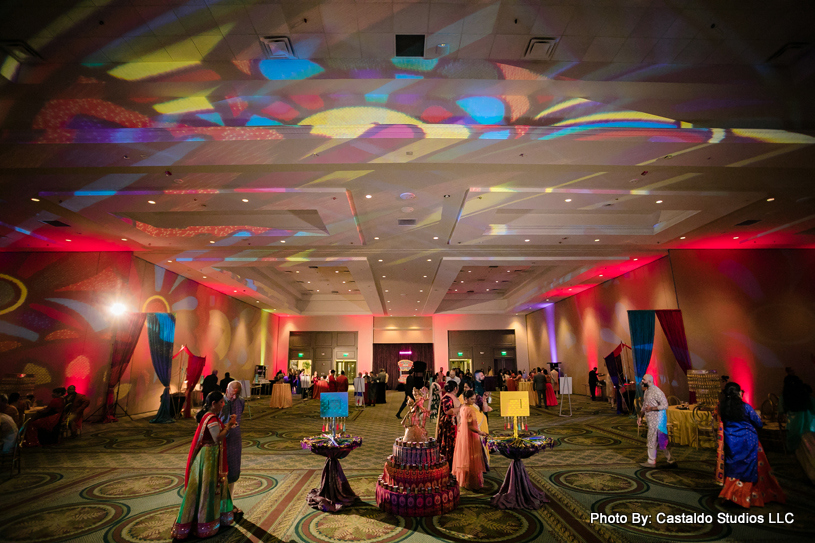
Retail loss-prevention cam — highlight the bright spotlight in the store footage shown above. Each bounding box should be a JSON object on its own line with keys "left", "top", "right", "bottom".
{"left": 110, "top": 303, "right": 127, "bottom": 316}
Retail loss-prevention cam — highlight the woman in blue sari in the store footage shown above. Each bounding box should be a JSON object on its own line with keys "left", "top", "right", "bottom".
{"left": 718, "top": 382, "right": 785, "bottom": 508}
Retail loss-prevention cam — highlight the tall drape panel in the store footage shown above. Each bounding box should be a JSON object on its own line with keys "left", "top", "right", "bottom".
{"left": 655, "top": 310, "right": 692, "bottom": 373}
{"left": 104, "top": 312, "right": 147, "bottom": 422}
{"left": 148, "top": 313, "right": 176, "bottom": 423}
{"left": 372, "top": 344, "right": 435, "bottom": 388}
{"left": 627, "top": 310, "right": 656, "bottom": 396}
{"left": 172, "top": 345, "right": 206, "bottom": 418}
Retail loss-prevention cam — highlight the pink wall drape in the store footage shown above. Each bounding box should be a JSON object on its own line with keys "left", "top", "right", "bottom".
{"left": 655, "top": 310, "right": 692, "bottom": 374}
{"left": 173, "top": 345, "right": 206, "bottom": 418}
{"left": 104, "top": 312, "right": 147, "bottom": 422}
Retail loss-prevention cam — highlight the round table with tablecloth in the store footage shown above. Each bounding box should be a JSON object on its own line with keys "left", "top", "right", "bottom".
{"left": 517, "top": 380, "right": 539, "bottom": 407}
{"left": 269, "top": 382, "right": 293, "bottom": 408}
{"left": 667, "top": 405, "right": 714, "bottom": 448}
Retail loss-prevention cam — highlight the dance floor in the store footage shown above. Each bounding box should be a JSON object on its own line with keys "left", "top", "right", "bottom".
{"left": 1, "top": 392, "right": 812, "bottom": 543}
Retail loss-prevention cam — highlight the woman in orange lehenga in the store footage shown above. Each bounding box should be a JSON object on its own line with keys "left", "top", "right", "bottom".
{"left": 452, "top": 390, "right": 488, "bottom": 490}
{"left": 718, "top": 382, "right": 785, "bottom": 508}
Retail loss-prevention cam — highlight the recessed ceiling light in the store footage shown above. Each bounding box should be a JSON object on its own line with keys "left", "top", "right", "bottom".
{"left": 565, "top": 199, "right": 572, "bottom": 202}
{"left": 595, "top": 239, "right": 600, "bottom": 242}
{"left": 256, "top": 300, "right": 259, "bottom": 303}
{"left": 433, "top": 236, "right": 438, "bottom": 240}
{"left": 524, "top": 239, "right": 530, "bottom": 242}
{"left": 496, "top": 281, "right": 499, "bottom": 283}
{"left": 599, "top": 274, "right": 603, "bottom": 277}
{"left": 335, "top": 270, "right": 339, "bottom": 273}
{"left": 365, "top": 194, "right": 372, "bottom": 199}
{"left": 382, "top": 276, "right": 386, "bottom": 278}
{"left": 417, "top": 300, "right": 420, "bottom": 302}
{"left": 307, "top": 281, "right": 310, "bottom": 283}
{"left": 203, "top": 276, "right": 207, "bottom": 278}
{"left": 656, "top": 200, "right": 663, "bottom": 204}
{"left": 242, "top": 198, "right": 249, "bottom": 202}
{"left": 427, "top": 259, "right": 431, "bottom": 261}
{"left": 342, "top": 281, "right": 346, "bottom": 283}
{"left": 733, "top": 236, "right": 739, "bottom": 239}
{"left": 423, "top": 275, "right": 427, "bottom": 278}
{"left": 461, "top": 281, "right": 464, "bottom": 284}
{"left": 167, "top": 260, "right": 172, "bottom": 263}
{"left": 209, "top": 240, "right": 215, "bottom": 244}
{"left": 121, "top": 238, "right": 127, "bottom": 241}
{"left": 280, "top": 240, "right": 286, "bottom": 243}
{"left": 385, "top": 290, "right": 388, "bottom": 292}
{"left": 296, "top": 271, "right": 299, "bottom": 273}
{"left": 568, "top": 288, "right": 572, "bottom": 291}
{"left": 374, "top": 237, "right": 379, "bottom": 240}
{"left": 379, "top": 259, "right": 383, "bottom": 262}
{"left": 680, "top": 236, "right": 686, "bottom": 239}
{"left": 419, "top": 290, "right": 423, "bottom": 292}
{"left": 455, "top": 289, "right": 457, "bottom": 292}
{"left": 634, "top": 258, "right": 638, "bottom": 261}
{"left": 65, "top": 239, "right": 71, "bottom": 242}
{"left": 234, "top": 290, "right": 237, "bottom": 293}
{"left": 486, "top": 288, "right": 490, "bottom": 291}
{"left": 31, "top": 198, "right": 40, "bottom": 202}
{"left": 317, "top": 290, "right": 320, "bottom": 292}
{"left": 767, "top": 198, "right": 775, "bottom": 202}
{"left": 148, "top": 200, "right": 156, "bottom": 204}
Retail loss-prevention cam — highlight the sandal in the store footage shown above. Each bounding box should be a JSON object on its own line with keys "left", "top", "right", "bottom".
{"left": 232, "top": 507, "right": 244, "bottom": 519}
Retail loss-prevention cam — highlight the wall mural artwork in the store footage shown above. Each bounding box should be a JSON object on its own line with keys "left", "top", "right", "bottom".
{"left": 0, "top": 252, "right": 273, "bottom": 413}
{"left": 0, "top": 252, "right": 132, "bottom": 406}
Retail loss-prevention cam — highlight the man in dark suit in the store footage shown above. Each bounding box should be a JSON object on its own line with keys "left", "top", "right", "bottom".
{"left": 533, "top": 368, "right": 547, "bottom": 407}
{"left": 588, "top": 368, "right": 598, "bottom": 401}
{"left": 396, "top": 369, "right": 414, "bottom": 419}
{"left": 202, "top": 370, "right": 219, "bottom": 401}
{"left": 219, "top": 372, "right": 234, "bottom": 393}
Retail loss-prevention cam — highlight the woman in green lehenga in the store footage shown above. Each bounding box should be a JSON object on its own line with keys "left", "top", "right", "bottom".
{"left": 171, "top": 391, "right": 238, "bottom": 540}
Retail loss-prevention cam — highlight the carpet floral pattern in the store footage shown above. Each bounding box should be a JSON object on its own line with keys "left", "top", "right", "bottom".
{"left": 0, "top": 392, "right": 811, "bottom": 543}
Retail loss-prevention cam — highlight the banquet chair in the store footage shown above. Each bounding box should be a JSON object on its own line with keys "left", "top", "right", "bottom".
{"left": 759, "top": 404, "right": 787, "bottom": 455}
{"left": 59, "top": 402, "right": 73, "bottom": 440}
{"left": 1, "top": 419, "right": 28, "bottom": 479}
{"left": 667, "top": 396, "right": 681, "bottom": 406}
{"left": 692, "top": 406, "right": 716, "bottom": 449}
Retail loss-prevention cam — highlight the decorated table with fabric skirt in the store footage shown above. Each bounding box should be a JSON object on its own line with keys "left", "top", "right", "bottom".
{"left": 667, "top": 404, "right": 714, "bottom": 448}
{"left": 517, "top": 380, "right": 539, "bottom": 407}
{"left": 301, "top": 435, "right": 363, "bottom": 512}
{"left": 488, "top": 434, "right": 555, "bottom": 509}
{"left": 24, "top": 406, "right": 46, "bottom": 420}
{"left": 269, "top": 382, "right": 293, "bottom": 408}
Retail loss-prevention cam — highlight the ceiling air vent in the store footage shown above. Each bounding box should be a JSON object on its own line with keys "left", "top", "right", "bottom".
{"left": 735, "top": 219, "right": 761, "bottom": 226}
{"left": 0, "top": 40, "right": 43, "bottom": 62}
{"left": 524, "top": 37, "right": 559, "bottom": 60}
{"left": 766, "top": 42, "right": 809, "bottom": 65}
{"left": 331, "top": 291, "right": 339, "bottom": 294}
{"left": 41, "top": 220, "right": 70, "bottom": 227}
{"left": 259, "top": 36, "right": 295, "bottom": 59}
{"left": 395, "top": 35, "right": 425, "bottom": 57}
{"left": 397, "top": 218, "right": 417, "bottom": 226}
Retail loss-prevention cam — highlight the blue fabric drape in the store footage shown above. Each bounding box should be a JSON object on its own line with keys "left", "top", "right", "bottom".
{"left": 148, "top": 313, "right": 176, "bottom": 423}
{"left": 627, "top": 310, "right": 656, "bottom": 396}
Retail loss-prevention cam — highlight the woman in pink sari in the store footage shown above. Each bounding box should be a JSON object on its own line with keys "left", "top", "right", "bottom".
{"left": 452, "top": 390, "right": 488, "bottom": 490}
{"left": 172, "top": 391, "right": 238, "bottom": 540}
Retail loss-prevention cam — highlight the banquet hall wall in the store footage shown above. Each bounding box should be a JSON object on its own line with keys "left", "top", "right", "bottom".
{"left": 0, "top": 252, "right": 275, "bottom": 414}
{"left": 526, "top": 249, "right": 815, "bottom": 405}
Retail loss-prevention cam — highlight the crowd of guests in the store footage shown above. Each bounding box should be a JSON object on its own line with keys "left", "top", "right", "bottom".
{"left": 0, "top": 385, "right": 90, "bottom": 450}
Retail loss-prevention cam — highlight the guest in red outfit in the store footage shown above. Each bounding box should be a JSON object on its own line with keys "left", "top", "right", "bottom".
{"left": 336, "top": 371, "right": 349, "bottom": 392}
{"left": 25, "top": 387, "right": 65, "bottom": 446}
{"left": 328, "top": 370, "right": 338, "bottom": 392}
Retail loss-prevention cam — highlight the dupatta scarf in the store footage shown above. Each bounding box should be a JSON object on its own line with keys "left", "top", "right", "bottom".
{"left": 184, "top": 412, "right": 229, "bottom": 489}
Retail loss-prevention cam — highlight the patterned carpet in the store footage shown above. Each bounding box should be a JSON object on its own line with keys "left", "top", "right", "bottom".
{"left": 1, "top": 392, "right": 812, "bottom": 543}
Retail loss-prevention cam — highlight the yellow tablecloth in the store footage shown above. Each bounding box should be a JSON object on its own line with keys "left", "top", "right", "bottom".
{"left": 667, "top": 405, "right": 713, "bottom": 448}
{"left": 517, "top": 380, "right": 539, "bottom": 407}
{"left": 269, "top": 382, "right": 293, "bottom": 409}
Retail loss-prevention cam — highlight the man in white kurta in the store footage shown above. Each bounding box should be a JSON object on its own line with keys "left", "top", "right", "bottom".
{"left": 353, "top": 373, "right": 366, "bottom": 408}
{"left": 638, "top": 373, "right": 675, "bottom": 468}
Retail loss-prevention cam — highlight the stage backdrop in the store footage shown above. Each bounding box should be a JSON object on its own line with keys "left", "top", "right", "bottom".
{"left": 372, "top": 343, "right": 435, "bottom": 389}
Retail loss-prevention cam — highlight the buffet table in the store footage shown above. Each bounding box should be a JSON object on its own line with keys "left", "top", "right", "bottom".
{"left": 269, "top": 382, "right": 293, "bottom": 408}
{"left": 667, "top": 405, "right": 714, "bottom": 448}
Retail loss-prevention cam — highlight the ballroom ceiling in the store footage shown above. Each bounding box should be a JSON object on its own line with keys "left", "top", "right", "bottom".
{"left": 1, "top": 0, "right": 815, "bottom": 317}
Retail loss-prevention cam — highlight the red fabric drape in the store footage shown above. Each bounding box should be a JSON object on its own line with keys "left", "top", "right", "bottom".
{"left": 174, "top": 345, "right": 206, "bottom": 418}
{"left": 104, "top": 312, "right": 147, "bottom": 422}
{"left": 372, "top": 344, "right": 435, "bottom": 388}
{"left": 655, "top": 309, "right": 692, "bottom": 373}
